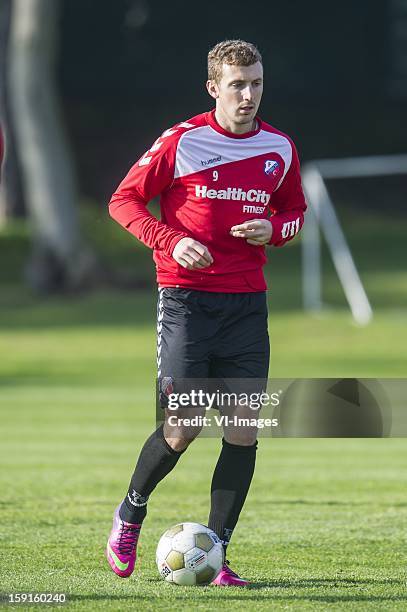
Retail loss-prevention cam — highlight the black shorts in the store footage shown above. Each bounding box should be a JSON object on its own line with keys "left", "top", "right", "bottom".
{"left": 157, "top": 288, "right": 270, "bottom": 406}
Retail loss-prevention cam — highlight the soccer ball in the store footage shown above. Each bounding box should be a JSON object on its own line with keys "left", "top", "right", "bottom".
{"left": 156, "top": 522, "right": 224, "bottom": 585}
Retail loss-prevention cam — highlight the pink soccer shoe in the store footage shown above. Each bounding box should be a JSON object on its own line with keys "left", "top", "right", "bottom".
{"left": 106, "top": 505, "right": 141, "bottom": 578}
{"left": 212, "top": 560, "right": 249, "bottom": 586}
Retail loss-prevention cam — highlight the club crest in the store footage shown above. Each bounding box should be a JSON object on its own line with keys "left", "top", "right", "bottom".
{"left": 264, "top": 160, "right": 280, "bottom": 176}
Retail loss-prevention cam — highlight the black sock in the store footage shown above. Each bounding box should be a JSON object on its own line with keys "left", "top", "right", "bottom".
{"left": 119, "top": 424, "right": 185, "bottom": 524}
{"left": 208, "top": 438, "right": 258, "bottom": 555}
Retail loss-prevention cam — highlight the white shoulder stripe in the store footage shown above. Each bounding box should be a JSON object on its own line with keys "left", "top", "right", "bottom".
{"left": 174, "top": 126, "right": 292, "bottom": 180}
{"left": 161, "top": 128, "right": 178, "bottom": 138}
{"left": 137, "top": 122, "right": 196, "bottom": 167}
{"left": 150, "top": 140, "right": 163, "bottom": 152}
{"left": 139, "top": 153, "right": 152, "bottom": 166}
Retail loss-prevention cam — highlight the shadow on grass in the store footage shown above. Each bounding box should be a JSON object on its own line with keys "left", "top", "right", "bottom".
{"left": 248, "top": 577, "right": 405, "bottom": 589}
{"left": 68, "top": 588, "right": 407, "bottom": 604}
{"left": 2, "top": 591, "right": 406, "bottom": 606}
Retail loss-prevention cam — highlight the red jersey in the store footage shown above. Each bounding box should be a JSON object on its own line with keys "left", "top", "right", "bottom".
{"left": 109, "top": 110, "right": 307, "bottom": 292}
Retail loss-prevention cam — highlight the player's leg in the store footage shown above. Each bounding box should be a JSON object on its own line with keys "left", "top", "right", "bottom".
{"left": 107, "top": 288, "right": 213, "bottom": 577}
{"left": 120, "top": 288, "right": 213, "bottom": 521}
{"left": 207, "top": 292, "right": 270, "bottom": 585}
{"left": 106, "top": 414, "right": 202, "bottom": 578}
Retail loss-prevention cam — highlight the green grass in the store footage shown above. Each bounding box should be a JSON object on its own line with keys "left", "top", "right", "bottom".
{"left": 0, "top": 288, "right": 406, "bottom": 611}
{"left": 0, "top": 208, "right": 406, "bottom": 609}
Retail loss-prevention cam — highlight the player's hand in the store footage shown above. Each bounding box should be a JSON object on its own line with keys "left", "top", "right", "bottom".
{"left": 230, "top": 219, "right": 273, "bottom": 245}
{"left": 172, "top": 237, "right": 214, "bottom": 270}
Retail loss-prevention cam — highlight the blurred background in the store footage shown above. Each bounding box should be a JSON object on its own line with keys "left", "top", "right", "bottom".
{"left": 1, "top": 0, "right": 406, "bottom": 302}
{"left": 0, "top": 0, "right": 406, "bottom": 605}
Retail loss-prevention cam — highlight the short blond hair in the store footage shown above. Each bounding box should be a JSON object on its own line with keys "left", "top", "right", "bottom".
{"left": 208, "top": 39, "right": 262, "bottom": 83}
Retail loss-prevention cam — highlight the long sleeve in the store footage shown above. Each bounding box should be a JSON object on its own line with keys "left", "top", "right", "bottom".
{"left": 268, "top": 141, "right": 307, "bottom": 247}
{"left": 108, "top": 138, "right": 188, "bottom": 257}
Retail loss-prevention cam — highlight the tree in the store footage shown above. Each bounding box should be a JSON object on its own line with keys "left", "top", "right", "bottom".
{"left": 0, "top": 0, "right": 25, "bottom": 224}
{"left": 8, "top": 0, "right": 96, "bottom": 292}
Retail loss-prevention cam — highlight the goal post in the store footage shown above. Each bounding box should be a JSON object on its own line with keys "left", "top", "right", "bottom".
{"left": 301, "top": 154, "right": 407, "bottom": 325}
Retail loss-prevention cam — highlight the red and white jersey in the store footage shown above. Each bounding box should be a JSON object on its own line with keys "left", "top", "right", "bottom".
{"left": 109, "top": 110, "right": 307, "bottom": 292}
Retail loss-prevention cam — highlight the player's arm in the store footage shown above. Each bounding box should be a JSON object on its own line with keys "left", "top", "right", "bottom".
{"left": 230, "top": 141, "right": 307, "bottom": 247}
{"left": 109, "top": 141, "right": 188, "bottom": 257}
{"left": 109, "top": 138, "right": 213, "bottom": 269}
{"left": 265, "top": 141, "right": 307, "bottom": 247}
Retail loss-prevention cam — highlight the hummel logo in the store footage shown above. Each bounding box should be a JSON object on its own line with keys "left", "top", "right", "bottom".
{"left": 201, "top": 155, "right": 221, "bottom": 166}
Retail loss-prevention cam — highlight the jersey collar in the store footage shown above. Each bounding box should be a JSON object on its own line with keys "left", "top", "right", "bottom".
{"left": 207, "top": 109, "right": 262, "bottom": 139}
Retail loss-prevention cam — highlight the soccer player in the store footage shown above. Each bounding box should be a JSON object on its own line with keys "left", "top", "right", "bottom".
{"left": 107, "top": 39, "right": 306, "bottom": 586}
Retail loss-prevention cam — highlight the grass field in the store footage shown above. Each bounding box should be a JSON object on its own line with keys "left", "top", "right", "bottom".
{"left": 0, "top": 210, "right": 406, "bottom": 610}
{"left": 0, "top": 290, "right": 406, "bottom": 611}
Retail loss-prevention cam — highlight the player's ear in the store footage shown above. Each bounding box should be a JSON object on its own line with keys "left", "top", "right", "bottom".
{"left": 206, "top": 79, "right": 219, "bottom": 99}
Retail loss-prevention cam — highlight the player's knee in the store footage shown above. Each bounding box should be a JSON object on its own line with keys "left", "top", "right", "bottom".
{"left": 223, "top": 428, "right": 258, "bottom": 446}
{"left": 163, "top": 406, "right": 205, "bottom": 451}
{"left": 164, "top": 431, "right": 199, "bottom": 452}
{"left": 163, "top": 416, "right": 204, "bottom": 452}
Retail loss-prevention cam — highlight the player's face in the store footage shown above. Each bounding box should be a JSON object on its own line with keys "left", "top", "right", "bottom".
{"left": 207, "top": 62, "right": 263, "bottom": 133}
